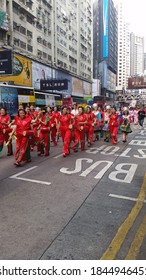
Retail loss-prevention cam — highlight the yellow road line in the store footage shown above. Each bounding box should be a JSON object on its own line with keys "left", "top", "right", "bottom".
{"left": 100, "top": 174, "right": 146, "bottom": 260}
{"left": 125, "top": 214, "right": 146, "bottom": 260}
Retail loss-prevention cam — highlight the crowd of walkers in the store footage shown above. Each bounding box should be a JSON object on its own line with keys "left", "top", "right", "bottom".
{"left": 0, "top": 103, "right": 145, "bottom": 166}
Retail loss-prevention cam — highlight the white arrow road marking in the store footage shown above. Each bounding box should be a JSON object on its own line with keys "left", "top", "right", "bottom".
{"left": 9, "top": 166, "right": 51, "bottom": 186}
{"left": 109, "top": 194, "right": 146, "bottom": 203}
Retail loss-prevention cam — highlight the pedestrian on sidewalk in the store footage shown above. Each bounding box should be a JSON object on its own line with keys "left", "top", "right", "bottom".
{"left": 138, "top": 106, "right": 145, "bottom": 128}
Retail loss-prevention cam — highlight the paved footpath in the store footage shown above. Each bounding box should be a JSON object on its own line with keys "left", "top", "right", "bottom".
{"left": 0, "top": 124, "right": 146, "bottom": 260}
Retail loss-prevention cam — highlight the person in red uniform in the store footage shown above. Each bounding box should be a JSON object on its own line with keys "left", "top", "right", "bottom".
{"left": 109, "top": 106, "right": 119, "bottom": 144}
{"left": 47, "top": 106, "right": 57, "bottom": 146}
{"left": 85, "top": 106, "right": 95, "bottom": 147}
{"left": 37, "top": 110, "right": 50, "bottom": 156}
{"left": 9, "top": 109, "right": 32, "bottom": 166}
{"left": 29, "top": 106, "right": 39, "bottom": 151}
{"left": 0, "top": 107, "right": 12, "bottom": 155}
{"left": 72, "top": 106, "right": 87, "bottom": 151}
{"left": 52, "top": 106, "right": 60, "bottom": 123}
{"left": 57, "top": 106, "right": 72, "bottom": 157}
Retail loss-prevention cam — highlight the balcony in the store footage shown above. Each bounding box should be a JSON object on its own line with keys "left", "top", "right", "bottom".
{"left": 13, "top": 0, "right": 36, "bottom": 18}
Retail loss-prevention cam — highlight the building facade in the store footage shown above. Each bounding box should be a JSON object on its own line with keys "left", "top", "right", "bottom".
{"left": 144, "top": 53, "right": 146, "bottom": 73}
{"left": 93, "top": 0, "right": 118, "bottom": 100}
{"left": 115, "top": 0, "right": 130, "bottom": 92}
{"left": 0, "top": 0, "right": 93, "bottom": 105}
{"left": 130, "top": 32, "right": 144, "bottom": 76}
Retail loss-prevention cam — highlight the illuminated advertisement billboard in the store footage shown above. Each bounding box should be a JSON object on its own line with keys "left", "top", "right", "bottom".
{"left": 0, "top": 54, "right": 32, "bottom": 86}
{"left": 103, "top": 0, "right": 109, "bottom": 58}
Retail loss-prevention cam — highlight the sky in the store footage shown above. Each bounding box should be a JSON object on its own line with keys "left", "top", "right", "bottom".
{"left": 116, "top": 0, "right": 146, "bottom": 50}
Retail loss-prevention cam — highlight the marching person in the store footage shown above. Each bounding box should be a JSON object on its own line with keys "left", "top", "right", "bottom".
{"left": 72, "top": 106, "right": 87, "bottom": 151}
{"left": 9, "top": 109, "right": 33, "bottom": 166}
{"left": 57, "top": 106, "right": 72, "bottom": 157}
{"left": 47, "top": 106, "right": 57, "bottom": 146}
{"left": 37, "top": 109, "right": 50, "bottom": 156}
{"left": 121, "top": 107, "right": 132, "bottom": 143}
{"left": 92, "top": 103, "right": 101, "bottom": 141}
{"left": 85, "top": 106, "right": 95, "bottom": 147}
{"left": 109, "top": 106, "right": 119, "bottom": 144}
{"left": 0, "top": 107, "right": 13, "bottom": 156}
{"left": 103, "top": 105, "right": 111, "bottom": 142}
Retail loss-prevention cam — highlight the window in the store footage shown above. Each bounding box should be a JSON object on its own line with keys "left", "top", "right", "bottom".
{"left": 27, "top": 44, "right": 33, "bottom": 52}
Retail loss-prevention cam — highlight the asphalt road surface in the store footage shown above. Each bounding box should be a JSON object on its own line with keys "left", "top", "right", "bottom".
{"left": 0, "top": 124, "right": 146, "bottom": 260}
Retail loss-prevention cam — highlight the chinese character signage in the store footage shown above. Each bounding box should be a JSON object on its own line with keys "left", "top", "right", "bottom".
{"left": 40, "top": 79, "right": 68, "bottom": 91}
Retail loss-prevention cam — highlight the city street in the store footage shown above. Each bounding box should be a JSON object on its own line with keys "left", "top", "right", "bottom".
{"left": 0, "top": 125, "right": 146, "bottom": 260}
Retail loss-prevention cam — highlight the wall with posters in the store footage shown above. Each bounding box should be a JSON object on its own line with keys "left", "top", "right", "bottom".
{"left": 0, "top": 54, "right": 32, "bottom": 87}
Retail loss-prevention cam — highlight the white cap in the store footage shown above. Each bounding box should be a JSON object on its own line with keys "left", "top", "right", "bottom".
{"left": 106, "top": 105, "right": 111, "bottom": 110}
{"left": 123, "top": 107, "right": 128, "bottom": 111}
{"left": 92, "top": 103, "right": 98, "bottom": 108}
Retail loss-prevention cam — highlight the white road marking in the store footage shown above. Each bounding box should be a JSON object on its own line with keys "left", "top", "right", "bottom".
{"left": 80, "top": 160, "right": 113, "bottom": 179}
{"left": 12, "top": 177, "right": 51, "bottom": 185}
{"left": 60, "top": 158, "right": 93, "bottom": 174}
{"left": 109, "top": 163, "right": 137, "bottom": 183}
{"left": 10, "top": 166, "right": 51, "bottom": 186}
{"left": 109, "top": 194, "right": 146, "bottom": 203}
{"left": 54, "top": 154, "right": 63, "bottom": 159}
{"left": 10, "top": 166, "right": 38, "bottom": 178}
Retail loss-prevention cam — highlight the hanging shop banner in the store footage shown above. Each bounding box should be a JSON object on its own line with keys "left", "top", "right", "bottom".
{"left": 0, "top": 54, "right": 32, "bottom": 86}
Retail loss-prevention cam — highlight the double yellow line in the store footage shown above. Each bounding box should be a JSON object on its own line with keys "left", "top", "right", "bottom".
{"left": 100, "top": 174, "right": 146, "bottom": 260}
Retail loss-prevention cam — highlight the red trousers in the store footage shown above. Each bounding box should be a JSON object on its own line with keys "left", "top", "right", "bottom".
{"left": 50, "top": 126, "right": 57, "bottom": 145}
{"left": 37, "top": 131, "right": 50, "bottom": 155}
{"left": 60, "top": 128, "right": 71, "bottom": 154}
{"left": 15, "top": 136, "right": 28, "bottom": 163}
{"left": 0, "top": 132, "right": 13, "bottom": 155}
{"left": 110, "top": 126, "right": 118, "bottom": 137}
{"left": 87, "top": 125, "right": 94, "bottom": 144}
{"left": 73, "top": 129, "right": 85, "bottom": 151}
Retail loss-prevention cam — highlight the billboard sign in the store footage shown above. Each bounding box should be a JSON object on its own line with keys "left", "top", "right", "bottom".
{"left": 0, "top": 49, "right": 12, "bottom": 75}
{"left": 0, "top": 86, "right": 18, "bottom": 117}
{"left": 32, "top": 61, "right": 55, "bottom": 90}
{"left": 103, "top": 0, "right": 109, "bottom": 58}
{"left": 40, "top": 79, "right": 68, "bottom": 91}
{"left": 0, "top": 54, "right": 32, "bottom": 86}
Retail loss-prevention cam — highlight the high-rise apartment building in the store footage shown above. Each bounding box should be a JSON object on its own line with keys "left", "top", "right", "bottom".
{"left": 115, "top": 0, "right": 130, "bottom": 92}
{"left": 130, "top": 32, "right": 144, "bottom": 76}
{"left": 144, "top": 53, "right": 146, "bottom": 73}
{"left": 0, "top": 0, "right": 93, "bottom": 104}
{"left": 93, "top": 0, "right": 117, "bottom": 99}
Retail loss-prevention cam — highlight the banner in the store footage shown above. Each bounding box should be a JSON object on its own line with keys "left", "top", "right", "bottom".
{"left": 103, "top": 0, "right": 109, "bottom": 58}
{"left": 0, "top": 54, "right": 32, "bottom": 86}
